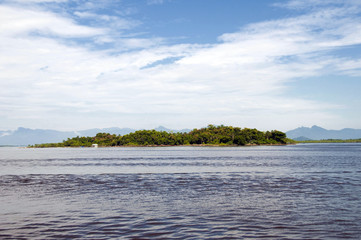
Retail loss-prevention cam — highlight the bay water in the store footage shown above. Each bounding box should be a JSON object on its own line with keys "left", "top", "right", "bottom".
{"left": 0, "top": 144, "right": 360, "bottom": 239}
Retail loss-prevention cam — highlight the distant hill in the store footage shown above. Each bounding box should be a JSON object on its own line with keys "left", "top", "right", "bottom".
{"left": 292, "top": 136, "right": 313, "bottom": 141}
{"left": 286, "top": 125, "right": 361, "bottom": 140}
{"left": 4, "top": 125, "right": 360, "bottom": 145}
{"left": 154, "top": 126, "right": 191, "bottom": 133}
{"left": 77, "top": 127, "right": 136, "bottom": 137}
{"left": 0, "top": 127, "right": 77, "bottom": 146}
{"left": 0, "top": 126, "right": 190, "bottom": 146}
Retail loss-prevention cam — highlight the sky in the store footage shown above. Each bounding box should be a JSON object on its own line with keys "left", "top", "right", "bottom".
{"left": 1, "top": 0, "right": 361, "bottom": 132}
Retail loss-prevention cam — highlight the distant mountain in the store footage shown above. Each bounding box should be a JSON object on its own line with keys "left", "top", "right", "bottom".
{"left": 77, "top": 127, "right": 136, "bottom": 137}
{"left": 0, "top": 126, "right": 191, "bottom": 146}
{"left": 286, "top": 125, "right": 361, "bottom": 140}
{"left": 0, "top": 127, "right": 77, "bottom": 146}
{"left": 292, "top": 136, "right": 313, "bottom": 141}
{"left": 154, "top": 126, "right": 191, "bottom": 133}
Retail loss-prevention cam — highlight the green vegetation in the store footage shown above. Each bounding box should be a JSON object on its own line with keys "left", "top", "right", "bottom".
{"left": 31, "top": 125, "right": 294, "bottom": 148}
{"left": 297, "top": 139, "right": 361, "bottom": 143}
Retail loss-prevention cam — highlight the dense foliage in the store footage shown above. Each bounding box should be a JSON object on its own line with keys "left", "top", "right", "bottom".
{"left": 31, "top": 125, "right": 293, "bottom": 147}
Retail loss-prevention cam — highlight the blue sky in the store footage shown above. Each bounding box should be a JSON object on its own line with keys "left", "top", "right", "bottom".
{"left": 0, "top": 0, "right": 361, "bottom": 131}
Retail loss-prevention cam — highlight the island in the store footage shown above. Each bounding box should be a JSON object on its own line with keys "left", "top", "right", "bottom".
{"left": 30, "top": 125, "right": 295, "bottom": 147}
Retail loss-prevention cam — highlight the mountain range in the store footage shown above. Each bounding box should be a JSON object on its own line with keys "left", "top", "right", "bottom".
{"left": 0, "top": 126, "right": 190, "bottom": 146}
{"left": 2, "top": 125, "right": 361, "bottom": 146}
{"left": 286, "top": 125, "right": 361, "bottom": 140}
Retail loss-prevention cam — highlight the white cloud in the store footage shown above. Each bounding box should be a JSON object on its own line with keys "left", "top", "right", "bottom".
{"left": 9, "top": 0, "right": 68, "bottom": 3}
{"left": 1, "top": 1, "right": 361, "bottom": 130}
{"left": 0, "top": 5, "right": 105, "bottom": 38}
{"left": 335, "top": 59, "right": 361, "bottom": 76}
{"left": 274, "top": 0, "right": 361, "bottom": 10}
{"left": 73, "top": 11, "right": 140, "bottom": 30}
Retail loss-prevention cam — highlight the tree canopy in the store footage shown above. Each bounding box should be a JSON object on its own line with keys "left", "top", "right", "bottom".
{"left": 31, "top": 125, "right": 293, "bottom": 147}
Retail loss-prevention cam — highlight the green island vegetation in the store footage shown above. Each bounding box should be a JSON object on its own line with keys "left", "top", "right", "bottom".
{"left": 296, "top": 139, "right": 361, "bottom": 143}
{"left": 30, "top": 125, "right": 295, "bottom": 148}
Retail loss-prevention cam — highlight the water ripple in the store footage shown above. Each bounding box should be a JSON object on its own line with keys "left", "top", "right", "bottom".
{"left": 1, "top": 145, "right": 361, "bottom": 239}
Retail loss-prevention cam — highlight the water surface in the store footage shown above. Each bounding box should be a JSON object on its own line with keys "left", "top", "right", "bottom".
{"left": 1, "top": 144, "right": 360, "bottom": 239}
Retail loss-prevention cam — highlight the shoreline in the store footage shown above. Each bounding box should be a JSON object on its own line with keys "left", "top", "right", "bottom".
{"left": 28, "top": 143, "right": 293, "bottom": 148}
{"left": 27, "top": 126, "right": 293, "bottom": 148}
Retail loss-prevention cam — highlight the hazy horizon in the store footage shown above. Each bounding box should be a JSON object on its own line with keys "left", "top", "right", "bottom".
{"left": 2, "top": 124, "right": 361, "bottom": 134}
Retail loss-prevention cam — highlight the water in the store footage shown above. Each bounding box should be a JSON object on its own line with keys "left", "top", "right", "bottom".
{"left": 0, "top": 144, "right": 361, "bottom": 239}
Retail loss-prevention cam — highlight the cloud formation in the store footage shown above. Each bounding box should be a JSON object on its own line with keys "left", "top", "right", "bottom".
{"left": 1, "top": 0, "right": 361, "bottom": 131}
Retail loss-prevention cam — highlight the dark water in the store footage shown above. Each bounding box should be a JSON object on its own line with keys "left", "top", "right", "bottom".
{"left": 1, "top": 144, "right": 361, "bottom": 239}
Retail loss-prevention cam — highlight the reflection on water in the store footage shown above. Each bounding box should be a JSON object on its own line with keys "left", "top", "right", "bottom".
{"left": 0, "top": 144, "right": 361, "bottom": 239}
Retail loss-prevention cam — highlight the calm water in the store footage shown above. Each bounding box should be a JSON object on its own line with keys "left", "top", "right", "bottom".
{"left": 0, "top": 144, "right": 361, "bottom": 239}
